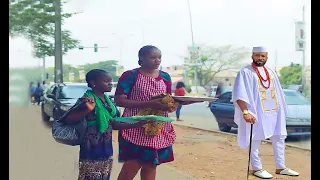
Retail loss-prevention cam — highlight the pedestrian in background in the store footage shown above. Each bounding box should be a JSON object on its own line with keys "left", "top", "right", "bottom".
{"left": 215, "top": 82, "right": 223, "bottom": 98}
{"left": 29, "top": 82, "right": 36, "bottom": 104}
{"left": 174, "top": 81, "right": 186, "bottom": 121}
{"left": 41, "top": 80, "right": 49, "bottom": 94}
{"left": 34, "top": 82, "right": 44, "bottom": 105}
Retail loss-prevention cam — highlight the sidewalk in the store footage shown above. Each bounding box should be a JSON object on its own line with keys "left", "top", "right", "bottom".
{"left": 111, "top": 150, "right": 196, "bottom": 180}
{"left": 10, "top": 106, "right": 310, "bottom": 180}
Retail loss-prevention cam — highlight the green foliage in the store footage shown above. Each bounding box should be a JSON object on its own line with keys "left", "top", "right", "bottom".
{"left": 9, "top": 0, "right": 79, "bottom": 58}
{"left": 279, "top": 63, "right": 302, "bottom": 85}
{"left": 184, "top": 85, "right": 192, "bottom": 93}
{"left": 9, "top": 68, "right": 42, "bottom": 82}
{"left": 82, "top": 60, "right": 119, "bottom": 81}
{"left": 184, "top": 45, "right": 250, "bottom": 86}
{"left": 10, "top": 60, "right": 119, "bottom": 83}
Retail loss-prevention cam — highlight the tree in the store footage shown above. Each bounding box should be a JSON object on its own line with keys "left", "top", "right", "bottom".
{"left": 82, "top": 60, "right": 119, "bottom": 81}
{"left": 185, "top": 45, "right": 250, "bottom": 86}
{"left": 46, "top": 60, "right": 119, "bottom": 82}
{"left": 10, "top": 60, "right": 120, "bottom": 83}
{"left": 279, "top": 62, "right": 302, "bottom": 85}
{"left": 10, "top": 68, "right": 42, "bottom": 82}
{"left": 9, "top": 0, "right": 79, "bottom": 58}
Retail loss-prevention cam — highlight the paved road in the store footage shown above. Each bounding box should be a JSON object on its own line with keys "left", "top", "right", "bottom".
{"left": 9, "top": 106, "right": 195, "bottom": 180}
{"left": 170, "top": 103, "right": 311, "bottom": 150}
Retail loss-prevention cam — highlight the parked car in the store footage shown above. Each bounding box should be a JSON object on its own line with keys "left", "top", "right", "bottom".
{"left": 209, "top": 89, "right": 311, "bottom": 136}
{"left": 283, "top": 84, "right": 303, "bottom": 93}
{"left": 207, "top": 86, "right": 233, "bottom": 107}
{"left": 41, "top": 83, "right": 116, "bottom": 121}
{"left": 191, "top": 86, "right": 207, "bottom": 95}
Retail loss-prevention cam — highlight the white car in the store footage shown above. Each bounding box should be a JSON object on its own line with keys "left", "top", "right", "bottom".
{"left": 191, "top": 86, "right": 207, "bottom": 95}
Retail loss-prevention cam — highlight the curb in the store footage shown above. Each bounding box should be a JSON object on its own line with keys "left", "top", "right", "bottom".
{"left": 172, "top": 123, "right": 311, "bottom": 152}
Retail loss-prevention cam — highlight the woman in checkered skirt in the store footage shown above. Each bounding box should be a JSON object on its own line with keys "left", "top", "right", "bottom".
{"left": 114, "top": 45, "right": 177, "bottom": 180}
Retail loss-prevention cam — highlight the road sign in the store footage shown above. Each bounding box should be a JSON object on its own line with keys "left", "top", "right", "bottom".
{"left": 69, "top": 72, "right": 74, "bottom": 81}
{"left": 295, "top": 21, "right": 306, "bottom": 51}
{"left": 79, "top": 70, "right": 85, "bottom": 80}
{"left": 116, "top": 65, "right": 124, "bottom": 76}
{"left": 187, "top": 46, "right": 201, "bottom": 65}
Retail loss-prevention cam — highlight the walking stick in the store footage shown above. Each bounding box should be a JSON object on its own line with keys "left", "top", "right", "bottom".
{"left": 247, "top": 124, "right": 253, "bottom": 180}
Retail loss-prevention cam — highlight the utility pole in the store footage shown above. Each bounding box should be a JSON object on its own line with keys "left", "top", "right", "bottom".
{"left": 187, "top": 0, "right": 195, "bottom": 46}
{"left": 42, "top": 57, "right": 46, "bottom": 81}
{"left": 301, "top": 5, "right": 306, "bottom": 90}
{"left": 187, "top": 0, "right": 198, "bottom": 92}
{"left": 274, "top": 50, "right": 277, "bottom": 73}
{"left": 54, "top": 0, "right": 63, "bottom": 83}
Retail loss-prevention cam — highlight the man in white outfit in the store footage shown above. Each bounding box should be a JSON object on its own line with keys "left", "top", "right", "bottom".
{"left": 232, "top": 46, "right": 299, "bottom": 179}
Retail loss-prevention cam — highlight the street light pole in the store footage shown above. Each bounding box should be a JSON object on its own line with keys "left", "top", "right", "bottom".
{"left": 187, "top": 0, "right": 195, "bottom": 47}
{"left": 119, "top": 38, "right": 123, "bottom": 63}
{"left": 54, "top": 0, "right": 63, "bottom": 83}
{"left": 301, "top": 5, "right": 306, "bottom": 91}
{"left": 42, "top": 57, "right": 46, "bottom": 81}
{"left": 128, "top": 20, "right": 146, "bottom": 45}
{"left": 112, "top": 33, "right": 134, "bottom": 65}
{"left": 187, "top": 0, "right": 198, "bottom": 92}
{"left": 142, "top": 26, "right": 146, "bottom": 45}
{"left": 274, "top": 50, "right": 277, "bottom": 73}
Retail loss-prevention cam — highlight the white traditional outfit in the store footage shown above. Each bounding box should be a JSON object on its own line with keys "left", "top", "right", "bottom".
{"left": 233, "top": 47, "right": 299, "bottom": 179}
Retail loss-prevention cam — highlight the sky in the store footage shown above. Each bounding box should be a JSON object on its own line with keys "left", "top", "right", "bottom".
{"left": 9, "top": 0, "right": 311, "bottom": 71}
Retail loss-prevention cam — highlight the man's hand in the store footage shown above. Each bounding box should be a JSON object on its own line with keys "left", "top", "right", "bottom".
{"left": 243, "top": 113, "right": 256, "bottom": 124}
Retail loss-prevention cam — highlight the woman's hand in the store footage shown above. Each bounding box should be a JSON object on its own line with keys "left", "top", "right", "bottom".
{"left": 83, "top": 97, "right": 95, "bottom": 112}
{"left": 135, "top": 120, "right": 155, "bottom": 127}
{"left": 147, "top": 99, "right": 170, "bottom": 111}
{"left": 63, "top": 98, "right": 95, "bottom": 123}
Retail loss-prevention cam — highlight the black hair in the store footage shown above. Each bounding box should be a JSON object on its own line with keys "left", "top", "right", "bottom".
{"left": 85, "top": 69, "right": 109, "bottom": 88}
{"left": 138, "top": 45, "right": 160, "bottom": 66}
{"left": 176, "top": 81, "right": 185, "bottom": 89}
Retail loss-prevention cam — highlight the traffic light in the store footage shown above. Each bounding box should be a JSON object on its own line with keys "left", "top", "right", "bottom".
{"left": 46, "top": 73, "right": 49, "bottom": 79}
{"left": 79, "top": 46, "right": 84, "bottom": 50}
{"left": 94, "top": 43, "right": 98, "bottom": 52}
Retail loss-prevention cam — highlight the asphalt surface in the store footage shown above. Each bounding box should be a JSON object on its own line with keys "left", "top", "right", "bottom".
{"left": 9, "top": 105, "right": 195, "bottom": 180}
{"left": 170, "top": 102, "right": 311, "bottom": 150}
{"left": 9, "top": 103, "right": 310, "bottom": 180}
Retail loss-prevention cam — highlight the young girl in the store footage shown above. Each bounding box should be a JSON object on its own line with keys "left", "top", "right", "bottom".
{"left": 115, "top": 45, "right": 199, "bottom": 180}
{"left": 174, "top": 82, "right": 186, "bottom": 121}
{"left": 62, "top": 69, "right": 148, "bottom": 180}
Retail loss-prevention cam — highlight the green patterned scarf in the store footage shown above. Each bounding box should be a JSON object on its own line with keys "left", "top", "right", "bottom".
{"left": 83, "top": 90, "right": 117, "bottom": 133}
